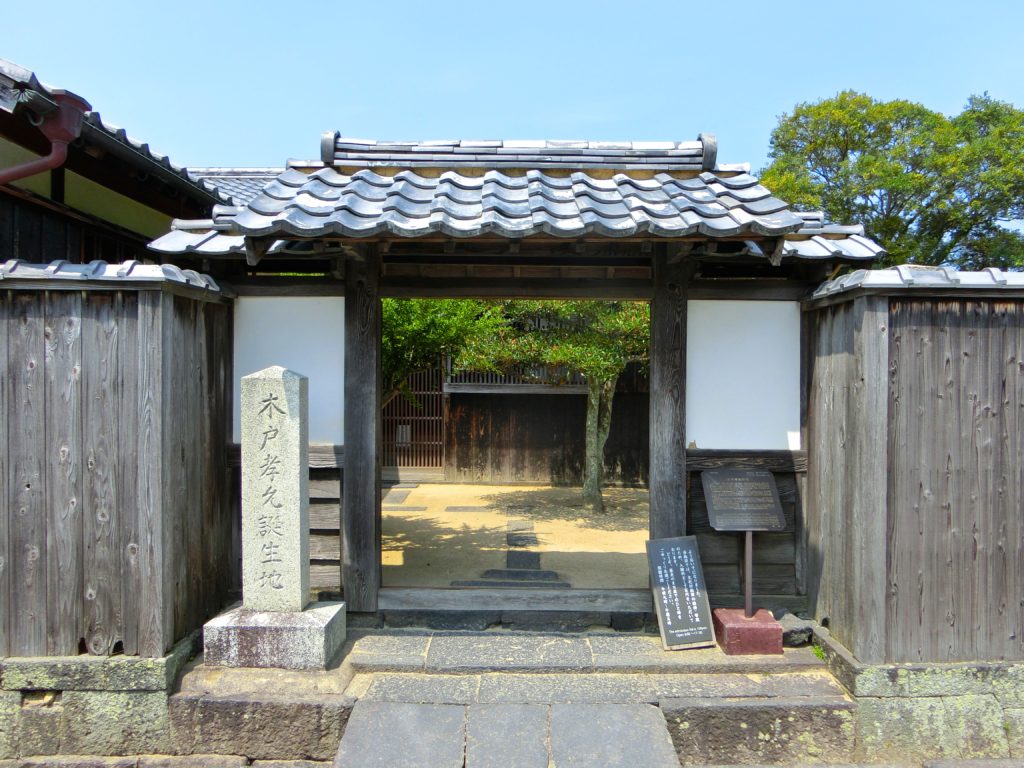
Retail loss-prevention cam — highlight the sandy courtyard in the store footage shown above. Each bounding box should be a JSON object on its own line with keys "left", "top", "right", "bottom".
{"left": 381, "top": 483, "right": 650, "bottom": 589}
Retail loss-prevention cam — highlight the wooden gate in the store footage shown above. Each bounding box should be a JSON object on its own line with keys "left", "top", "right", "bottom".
{"left": 382, "top": 367, "right": 444, "bottom": 467}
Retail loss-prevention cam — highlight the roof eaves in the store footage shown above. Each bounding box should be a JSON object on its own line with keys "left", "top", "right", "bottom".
{"left": 0, "top": 58, "right": 230, "bottom": 207}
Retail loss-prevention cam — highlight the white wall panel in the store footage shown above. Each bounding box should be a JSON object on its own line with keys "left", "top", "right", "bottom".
{"left": 233, "top": 297, "right": 345, "bottom": 444}
{"left": 686, "top": 300, "right": 801, "bottom": 450}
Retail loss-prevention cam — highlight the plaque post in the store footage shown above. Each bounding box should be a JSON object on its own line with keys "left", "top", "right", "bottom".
{"left": 744, "top": 529, "right": 753, "bottom": 619}
{"left": 701, "top": 469, "right": 785, "bottom": 654}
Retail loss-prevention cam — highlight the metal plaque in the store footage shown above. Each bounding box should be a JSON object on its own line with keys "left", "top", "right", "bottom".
{"left": 701, "top": 469, "right": 786, "bottom": 532}
{"left": 646, "top": 536, "right": 715, "bottom": 651}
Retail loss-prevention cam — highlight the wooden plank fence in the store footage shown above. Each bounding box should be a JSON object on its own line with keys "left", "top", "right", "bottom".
{"left": 807, "top": 295, "right": 1024, "bottom": 663}
{"left": 1, "top": 285, "right": 235, "bottom": 657}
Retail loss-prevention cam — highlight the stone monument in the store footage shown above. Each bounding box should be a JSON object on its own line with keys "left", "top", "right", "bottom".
{"left": 203, "top": 366, "right": 346, "bottom": 670}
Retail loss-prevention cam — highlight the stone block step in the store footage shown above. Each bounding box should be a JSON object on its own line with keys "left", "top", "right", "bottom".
{"left": 480, "top": 568, "right": 562, "bottom": 581}
{"left": 333, "top": 702, "right": 679, "bottom": 767}
{"left": 168, "top": 691, "right": 352, "bottom": 762}
{"left": 345, "top": 630, "right": 826, "bottom": 674}
{"left": 662, "top": 695, "right": 857, "bottom": 766}
{"left": 348, "top": 670, "right": 846, "bottom": 704}
{"left": 449, "top": 579, "right": 572, "bottom": 588}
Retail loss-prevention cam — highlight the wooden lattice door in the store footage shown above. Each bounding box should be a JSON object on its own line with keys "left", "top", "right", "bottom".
{"left": 382, "top": 367, "right": 445, "bottom": 467}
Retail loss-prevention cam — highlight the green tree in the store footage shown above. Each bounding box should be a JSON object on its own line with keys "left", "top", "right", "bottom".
{"left": 381, "top": 298, "right": 501, "bottom": 408}
{"left": 761, "top": 91, "right": 1024, "bottom": 268}
{"left": 456, "top": 300, "right": 649, "bottom": 513}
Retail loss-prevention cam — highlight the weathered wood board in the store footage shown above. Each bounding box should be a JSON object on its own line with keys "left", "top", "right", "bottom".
{"left": 343, "top": 251, "right": 382, "bottom": 611}
{"left": 808, "top": 295, "right": 1024, "bottom": 663}
{"left": 1, "top": 285, "right": 235, "bottom": 658}
{"left": 649, "top": 253, "right": 688, "bottom": 540}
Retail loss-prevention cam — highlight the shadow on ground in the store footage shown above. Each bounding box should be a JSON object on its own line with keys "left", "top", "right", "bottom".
{"left": 480, "top": 486, "right": 648, "bottom": 532}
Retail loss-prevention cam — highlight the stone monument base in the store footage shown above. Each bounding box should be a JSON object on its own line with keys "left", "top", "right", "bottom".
{"left": 203, "top": 601, "right": 347, "bottom": 670}
{"left": 712, "top": 608, "right": 783, "bottom": 655}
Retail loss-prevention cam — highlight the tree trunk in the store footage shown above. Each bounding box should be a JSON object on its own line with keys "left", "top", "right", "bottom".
{"left": 583, "top": 376, "right": 617, "bottom": 513}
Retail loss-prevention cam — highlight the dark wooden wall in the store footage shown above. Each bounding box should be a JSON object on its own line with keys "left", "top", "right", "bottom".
{"left": 0, "top": 191, "right": 150, "bottom": 265}
{"left": 807, "top": 295, "right": 1024, "bottom": 663}
{"left": 0, "top": 286, "right": 235, "bottom": 658}
{"left": 444, "top": 390, "right": 649, "bottom": 485}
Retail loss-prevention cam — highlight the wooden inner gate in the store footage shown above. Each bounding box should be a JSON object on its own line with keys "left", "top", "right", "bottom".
{"left": 382, "top": 367, "right": 444, "bottom": 468}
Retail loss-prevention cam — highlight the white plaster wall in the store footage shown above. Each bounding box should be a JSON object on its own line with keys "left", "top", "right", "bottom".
{"left": 686, "top": 300, "right": 801, "bottom": 450}
{"left": 233, "top": 297, "right": 345, "bottom": 444}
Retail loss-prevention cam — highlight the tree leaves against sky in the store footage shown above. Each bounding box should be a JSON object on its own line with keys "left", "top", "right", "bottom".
{"left": 761, "top": 90, "right": 1024, "bottom": 268}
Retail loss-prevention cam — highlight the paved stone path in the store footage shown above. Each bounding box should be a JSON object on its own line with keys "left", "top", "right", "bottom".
{"left": 153, "top": 629, "right": 1018, "bottom": 768}
{"left": 332, "top": 632, "right": 846, "bottom": 767}
{"left": 334, "top": 701, "right": 679, "bottom": 767}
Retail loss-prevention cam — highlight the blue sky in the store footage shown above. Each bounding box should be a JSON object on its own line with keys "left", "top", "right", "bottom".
{"left": 7, "top": 1, "right": 1024, "bottom": 172}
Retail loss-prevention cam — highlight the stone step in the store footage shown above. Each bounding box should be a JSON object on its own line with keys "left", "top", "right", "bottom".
{"left": 480, "top": 568, "right": 563, "bottom": 581}
{"left": 347, "top": 670, "right": 846, "bottom": 705}
{"left": 167, "top": 691, "right": 353, "bottom": 762}
{"left": 345, "top": 630, "right": 826, "bottom": 674}
{"left": 333, "top": 701, "right": 679, "bottom": 768}
{"left": 449, "top": 579, "right": 572, "bottom": 588}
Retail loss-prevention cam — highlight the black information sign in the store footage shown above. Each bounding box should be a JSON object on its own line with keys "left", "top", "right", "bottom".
{"left": 646, "top": 536, "right": 715, "bottom": 651}
{"left": 701, "top": 469, "right": 786, "bottom": 532}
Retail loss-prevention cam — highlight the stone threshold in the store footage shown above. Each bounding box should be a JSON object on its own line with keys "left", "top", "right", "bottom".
{"left": 341, "top": 628, "right": 825, "bottom": 675}
{"left": 0, "top": 758, "right": 331, "bottom": 767}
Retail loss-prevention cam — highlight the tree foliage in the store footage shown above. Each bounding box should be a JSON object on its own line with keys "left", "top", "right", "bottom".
{"left": 761, "top": 91, "right": 1024, "bottom": 268}
{"left": 457, "top": 300, "right": 649, "bottom": 512}
{"left": 381, "top": 298, "right": 501, "bottom": 408}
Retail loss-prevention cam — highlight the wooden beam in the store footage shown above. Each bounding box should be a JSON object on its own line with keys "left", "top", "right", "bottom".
{"left": 343, "top": 248, "right": 382, "bottom": 611}
{"left": 689, "top": 280, "right": 813, "bottom": 301}
{"left": 381, "top": 277, "right": 652, "bottom": 300}
{"left": 685, "top": 449, "right": 807, "bottom": 473}
{"left": 378, "top": 587, "right": 653, "bottom": 613}
{"left": 226, "top": 278, "right": 346, "bottom": 297}
{"left": 442, "top": 383, "right": 588, "bottom": 395}
{"left": 228, "top": 443, "right": 344, "bottom": 469}
{"left": 649, "top": 249, "right": 689, "bottom": 539}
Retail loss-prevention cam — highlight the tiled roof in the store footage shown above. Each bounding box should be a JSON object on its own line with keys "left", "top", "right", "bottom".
{"left": 187, "top": 168, "right": 282, "bottom": 205}
{"left": 320, "top": 132, "right": 725, "bottom": 172}
{"left": 812, "top": 265, "right": 1024, "bottom": 297}
{"left": 0, "top": 58, "right": 232, "bottom": 206}
{"left": 0, "top": 258, "right": 221, "bottom": 293}
{"left": 152, "top": 165, "right": 809, "bottom": 246}
{"left": 774, "top": 212, "right": 886, "bottom": 262}
{"left": 149, "top": 135, "right": 885, "bottom": 263}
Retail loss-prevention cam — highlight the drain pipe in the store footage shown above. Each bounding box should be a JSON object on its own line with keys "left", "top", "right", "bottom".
{"left": 0, "top": 90, "right": 90, "bottom": 186}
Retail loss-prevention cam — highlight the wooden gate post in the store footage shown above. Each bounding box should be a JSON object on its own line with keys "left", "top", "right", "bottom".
{"left": 649, "top": 250, "right": 689, "bottom": 539}
{"left": 343, "top": 247, "right": 382, "bottom": 611}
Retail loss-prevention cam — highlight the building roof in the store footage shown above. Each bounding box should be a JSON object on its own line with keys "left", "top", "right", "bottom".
{"left": 0, "top": 58, "right": 232, "bottom": 207}
{"left": 0, "top": 258, "right": 222, "bottom": 294}
{"left": 812, "top": 265, "right": 1024, "bottom": 298}
{"left": 149, "top": 133, "right": 886, "bottom": 263}
{"left": 319, "top": 132, "right": 732, "bottom": 172}
{"left": 187, "top": 168, "right": 282, "bottom": 206}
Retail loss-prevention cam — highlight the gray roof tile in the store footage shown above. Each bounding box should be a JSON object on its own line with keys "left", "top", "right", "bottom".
{"left": 0, "top": 58, "right": 232, "bottom": 207}
{"left": 187, "top": 168, "right": 283, "bottom": 205}
{"left": 321, "top": 133, "right": 717, "bottom": 171}
{"left": 0, "top": 258, "right": 222, "bottom": 292}
{"left": 166, "top": 166, "right": 810, "bottom": 241}
{"left": 149, "top": 138, "right": 884, "bottom": 263}
{"left": 813, "top": 265, "right": 1024, "bottom": 297}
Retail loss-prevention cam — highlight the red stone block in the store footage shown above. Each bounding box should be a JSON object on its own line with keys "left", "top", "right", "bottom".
{"left": 713, "top": 608, "right": 784, "bottom": 655}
